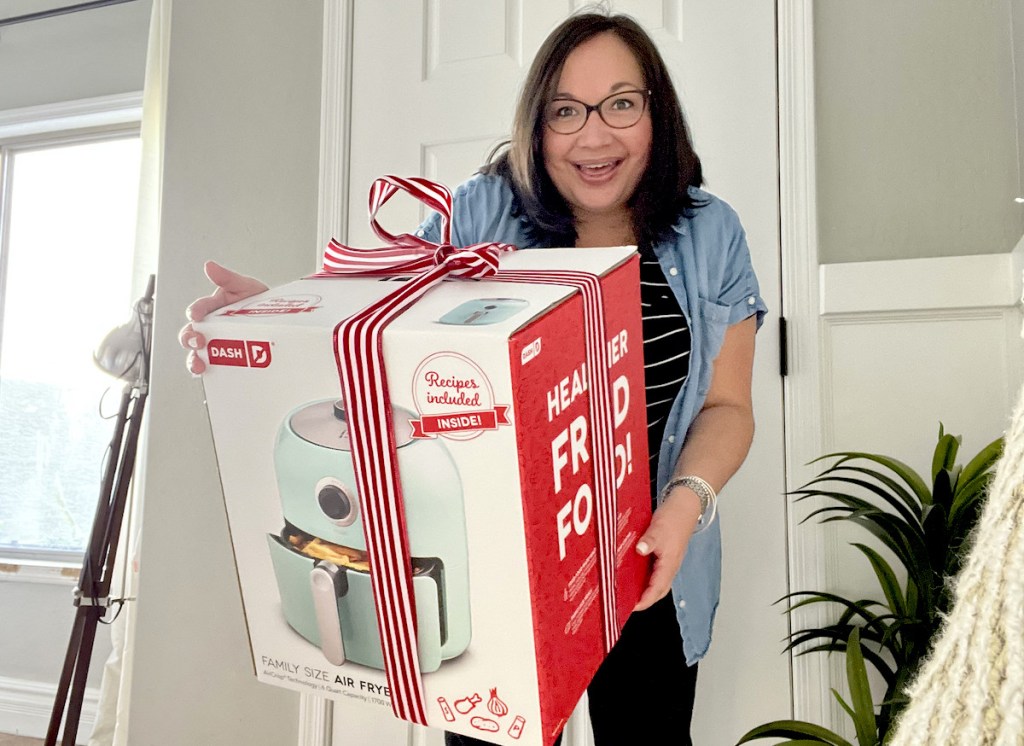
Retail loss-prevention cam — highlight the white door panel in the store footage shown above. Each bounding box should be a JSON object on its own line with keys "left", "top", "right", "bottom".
{"left": 340, "top": 3, "right": 788, "bottom": 744}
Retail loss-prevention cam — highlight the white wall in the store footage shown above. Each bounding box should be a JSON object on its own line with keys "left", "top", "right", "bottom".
{"left": 126, "top": 1, "right": 323, "bottom": 743}
{"left": 0, "top": 1, "right": 150, "bottom": 738}
{"left": 0, "top": 0, "right": 151, "bottom": 110}
{"left": 814, "top": 0, "right": 1024, "bottom": 263}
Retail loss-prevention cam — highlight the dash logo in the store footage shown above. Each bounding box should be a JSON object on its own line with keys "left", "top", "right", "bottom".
{"left": 208, "top": 339, "right": 272, "bottom": 369}
{"left": 520, "top": 338, "right": 542, "bottom": 365}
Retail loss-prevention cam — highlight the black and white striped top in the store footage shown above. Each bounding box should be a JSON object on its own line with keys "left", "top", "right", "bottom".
{"left": 640, "top": 257, "right": 691, "bottom": 501}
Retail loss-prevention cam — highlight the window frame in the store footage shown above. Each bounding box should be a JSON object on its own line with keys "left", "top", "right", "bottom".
{"left": 0, "top": 92, "right": 142, "bottom": 576}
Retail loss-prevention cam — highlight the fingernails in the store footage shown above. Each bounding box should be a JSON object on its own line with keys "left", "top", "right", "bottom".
{"left": 186, "top": 336, "right": 200, "bottom": 349}
{"left": 636, "top": 541, "right": 650, "bottom": 556}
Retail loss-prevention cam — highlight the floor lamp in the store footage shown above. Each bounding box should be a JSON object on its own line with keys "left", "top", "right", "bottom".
{"left": 46, "top": 275, "right": 155, "bottom": 746}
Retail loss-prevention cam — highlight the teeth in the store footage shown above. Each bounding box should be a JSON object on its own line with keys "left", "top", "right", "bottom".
{"left": 580, "top": 162, "right": 614, "bottom": 170}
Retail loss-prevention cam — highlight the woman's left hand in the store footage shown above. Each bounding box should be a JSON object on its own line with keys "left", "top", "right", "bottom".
{"left": 632, "top": 490, "right": 703, "bottom": 611}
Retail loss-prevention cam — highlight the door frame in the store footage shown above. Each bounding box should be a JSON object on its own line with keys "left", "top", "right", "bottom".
{"left": 307, "top": 0, "right": 833, "bottom": 743}
{"left": 777, "top": 0, "right": 834, "bottom": 730}
{"left": 301, "top": 0, "right": 353, "bottom": 742}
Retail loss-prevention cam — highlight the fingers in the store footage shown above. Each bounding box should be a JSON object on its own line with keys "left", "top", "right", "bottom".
{"left": 633, "top": 530, "right": 679, "bottom": 610}
{"left": 633, "top": 556, "right": 674, "bottom": 611}
{"left": 632, "top": 499, "right": 700, "bottom": 611}
{"left": 183, "top": 261, "right": 269, "bottom": 376}
{"left": 187, "top": 262, "right": 270, "bottom": 324}
{"left": 203, "top": 260, "right": 269, "bottom": 299}
{"left": 179, "top": 322, "right": 208, "bottom": 375}
{"left": 178, "top": 322, "right": 205, "bottom": 351}
{"left": 186, "top": 294, "right": 221, "bottom": 323}
{"left": 187, "top": 350, "right": 207, "bottom": 375}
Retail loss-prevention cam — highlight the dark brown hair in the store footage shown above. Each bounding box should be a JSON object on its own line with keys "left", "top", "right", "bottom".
{"left": 483, "top": 12, "right": 704, "bottom": 250}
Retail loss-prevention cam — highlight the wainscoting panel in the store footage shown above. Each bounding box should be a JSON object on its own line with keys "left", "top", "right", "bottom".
{"left": 0, "top": 676, "right": 96, "bottom": 743}
{"left": 804, "top": 252, "right": 1024, "bottom": 735}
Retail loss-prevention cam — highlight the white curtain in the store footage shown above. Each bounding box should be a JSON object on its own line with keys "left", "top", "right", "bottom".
{"left": 88, "top": 1, "right": 169, "bottom": 743}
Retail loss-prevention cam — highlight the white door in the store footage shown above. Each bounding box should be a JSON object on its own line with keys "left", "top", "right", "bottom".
{"left": 341, "top": 3, "right": 788, "bottom": 744}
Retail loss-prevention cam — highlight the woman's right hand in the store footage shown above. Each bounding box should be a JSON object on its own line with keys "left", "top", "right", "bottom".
{"left": 178, "top": 260, "right": 269, "bottom": 375}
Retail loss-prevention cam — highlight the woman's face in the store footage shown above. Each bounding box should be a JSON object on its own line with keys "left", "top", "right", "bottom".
{"left": 541, "top": 32, "right": 653, "bottom": 226}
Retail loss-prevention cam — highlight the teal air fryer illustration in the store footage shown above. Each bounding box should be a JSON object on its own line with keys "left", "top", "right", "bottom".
{"left": 437, "top": 297, "right": 529, "bottom": 326}
{"left": 267, "top": 399, "right": 471, "bottom": 672}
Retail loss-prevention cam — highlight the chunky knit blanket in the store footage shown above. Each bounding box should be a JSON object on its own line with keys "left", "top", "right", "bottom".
{"left": 888, "top": 392, "right": 1024, "bottom": 745}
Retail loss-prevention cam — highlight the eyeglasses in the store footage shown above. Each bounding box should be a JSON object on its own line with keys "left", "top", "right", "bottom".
{"left": 544, "top": 89, "right": 651, "bottom": 135}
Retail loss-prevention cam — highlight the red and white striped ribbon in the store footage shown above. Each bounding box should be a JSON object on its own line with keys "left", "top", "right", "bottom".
{"left": 322, "top": 176, "right": 619, "bottom": 725}
{"left": 322, "top": 175, "right": 462, "bottom": 274}
{"left": 334, "top": 261, "right": 473, "bottom": 724}
{"left": 493, "top": 270, "right": 620, "bottom": 651}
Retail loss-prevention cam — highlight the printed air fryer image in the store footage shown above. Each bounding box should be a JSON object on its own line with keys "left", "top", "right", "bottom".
{"left": 266, "top": 398, "right": 471, "bottom": 671}
{"left": 437, "top": 298, "right": 529, "bottom": 325}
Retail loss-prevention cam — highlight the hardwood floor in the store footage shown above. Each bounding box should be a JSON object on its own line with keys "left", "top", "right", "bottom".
{"left": 0, "top": 735, "right": 44, "bottom": 745}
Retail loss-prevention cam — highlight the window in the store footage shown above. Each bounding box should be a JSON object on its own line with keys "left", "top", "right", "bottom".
{"left": 0, "top": 115, "right": 143, "bottom": 558}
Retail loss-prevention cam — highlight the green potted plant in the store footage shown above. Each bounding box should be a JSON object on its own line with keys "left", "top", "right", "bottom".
{"left": 737, "top": 426, "right": 1003, "bottom": 745}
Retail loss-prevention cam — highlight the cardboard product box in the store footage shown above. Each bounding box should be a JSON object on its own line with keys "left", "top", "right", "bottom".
{"left": 196, "top": 246, "right": 652, "bottom": 745}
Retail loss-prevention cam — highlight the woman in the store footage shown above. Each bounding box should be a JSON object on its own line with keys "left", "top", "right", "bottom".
{"left": 182, "top": 12, "right": 765, "bottom": 744}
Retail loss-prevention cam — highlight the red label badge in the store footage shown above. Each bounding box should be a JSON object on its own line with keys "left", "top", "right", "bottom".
{"left": 208, "top": 339, "right": 272, "bottom": 368}
{"left": 410, "top": 353, "right": 510, "bottom": 440}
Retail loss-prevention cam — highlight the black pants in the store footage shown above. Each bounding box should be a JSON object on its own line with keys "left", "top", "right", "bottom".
{"left": 445, "top": 593, "right": 697, "bottom": 745}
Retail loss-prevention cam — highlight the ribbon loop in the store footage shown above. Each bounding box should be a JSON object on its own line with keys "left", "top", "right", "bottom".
{"left": 321, "top": 175, "right": 514, "bottom": 279}
{"left": 368, "top": 175, "right": 454, "bottom": 247}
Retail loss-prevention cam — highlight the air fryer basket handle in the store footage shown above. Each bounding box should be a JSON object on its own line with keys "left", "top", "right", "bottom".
{"left": 310, "top": 561, "right": 347, "bottom": 666}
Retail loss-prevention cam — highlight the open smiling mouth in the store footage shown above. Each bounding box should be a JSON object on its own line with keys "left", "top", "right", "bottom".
{"left": 575, "top": 159, "right": 623, "bottom": 178}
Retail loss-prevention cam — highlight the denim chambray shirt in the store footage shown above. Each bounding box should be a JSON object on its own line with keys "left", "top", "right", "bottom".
{"left": 417, "top": 173, "right": 767, "bottom": 665}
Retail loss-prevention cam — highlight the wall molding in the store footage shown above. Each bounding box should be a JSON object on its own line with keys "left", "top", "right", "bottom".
{"left": 0, "top": 92, "right": 142, "bottom": 141}
{"left": 0, "top": 675, "right": 97, "bottom": 743}
{"left": 821, "top": 253, "right": 1023, "bottom": 315}
{"left": 303, "top": 2, "right": 353, "bottom": 743}
{"left": 314, "top": 0, "right": 353, "bottom": 258}
{"left": 778, "top": 0, "right": 834, "bottom": 730}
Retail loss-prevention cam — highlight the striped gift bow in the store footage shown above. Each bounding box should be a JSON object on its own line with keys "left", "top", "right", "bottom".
{"left": 322, "top": 175, "right": 620, "bottom": 725}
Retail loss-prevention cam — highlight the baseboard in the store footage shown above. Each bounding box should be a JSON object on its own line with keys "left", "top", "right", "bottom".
{"left": 0, "top": 675, "right": 97, "bottom": 743}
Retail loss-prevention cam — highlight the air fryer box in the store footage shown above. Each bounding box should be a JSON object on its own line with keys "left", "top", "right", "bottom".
{"left": 196, "top": 247, "right": 651, "bottom": 746}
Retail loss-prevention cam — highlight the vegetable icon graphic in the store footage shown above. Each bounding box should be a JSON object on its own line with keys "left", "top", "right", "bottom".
{"left": 470, "top": 716, "right": 499, "bottom": 732}
{"left": 486, "top": 688, "right": 508, "bottom": 717}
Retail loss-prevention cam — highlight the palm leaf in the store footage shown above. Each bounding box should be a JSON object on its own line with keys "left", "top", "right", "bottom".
{"left": 781, "top": 592, "right": 886, "bottom": 623}
{"left": 931, "top": 468, "right": 954, "bottom": 514}
{"left": 799, "top": 463, "right": 923, "bottom": 518}
{"left": 788, "top": 638, "right": 896, "bottom": 686}
{"left": 735, "top": 720, "right": 855, "bottom": 745}
{"left": 921, "top": 503, "right": 948, "bottom": 580}
{"left": 849, "top": 513, "right": 929, "bottom": 583}
{"left": 809, "top": 452, "right": 931, "bottom": 506}
{"left": 845, "top": 629, "right": 879, "bottom": 745}
{"left": 824, "top": 466, "right": 927, "bottom": 517}
{"left": 957, "top": 436, "right": 1003, "bottom": 488}
{"left": 846, "top": 524, "right": 925, "bottom": 599}
{"left": 852, "top": 543, "right": 906, "bottom": 617}
{"left": 948, "top": 470, "right": 995, "bottom": 529}
{"left": 793, "top": 475, "right": 922, "bottom": 527}
{"left": 832, "top": 689, "right": 858, "bottom": 728}
{"left": 799, "top": 501, "right": 873, "bottom": 525}
{"left": 930, "top": 430, "right": 960, "bottom": 483}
